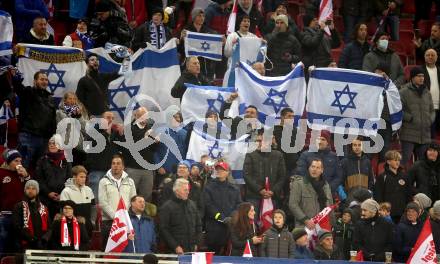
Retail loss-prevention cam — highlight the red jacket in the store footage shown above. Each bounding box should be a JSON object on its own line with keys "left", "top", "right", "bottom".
{"left": 0, "top": 166, "right": 30, "bottom": 211}
{"left": 124, "top": 0, "right": 146, "bottom": 27}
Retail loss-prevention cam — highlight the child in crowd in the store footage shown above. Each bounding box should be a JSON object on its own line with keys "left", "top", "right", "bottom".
{"left": 379, "top": 202, "right": 393, "bottom": 223}
{"left": 333, "top": 208, "right": 355, "bottom": 260}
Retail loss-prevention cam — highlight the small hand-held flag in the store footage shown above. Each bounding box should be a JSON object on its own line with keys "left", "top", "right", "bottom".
{"left": 191, "top": 252, "right": 214, "bottom": 264}
{"left": 259, "top": 177, "right": 274, "bottom": 232}
{"left": 105, "top": 197, "right": 134, "bottom": 253}
{"left": 242, "top": 239, "right": 253, "bottom": 257}
{"left": 406, "top": 218, "right": 438, "bottom": 264}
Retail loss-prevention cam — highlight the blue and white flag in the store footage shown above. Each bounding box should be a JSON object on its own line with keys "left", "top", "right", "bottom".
{"left": 307, "top": 67, "right": 403, "bottom": 135}
{"left": 88, "top": 39, "right": 181, "bottom": 121}
{"left": 185, "top": 31, "right": 223, "bottom": 61}
{"left": 0, "top": 11, "right": 13, "bottom": 56}
{"left": 16, "top": 44, "right": 87, "bottom": 100}
{"left": 0, "top": 105, "right": 13, "bottom": 125}
{"left": 223, "top": 37, "right": 266, "bottom": 87}
{"left": 230, "top": 61, "right": 306, "bottom": 125}
{"left": 181, "top": 84, "right": 235, "bottom": 124}
{"left": 187, "top": 128, "right": 249, "bottom": 184}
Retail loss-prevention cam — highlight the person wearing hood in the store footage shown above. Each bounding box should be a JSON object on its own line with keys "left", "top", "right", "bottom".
{"left": 62, "top": 19, "right": 94, "bottom": 49}
{"left": 265, "top": 14, "right": 301, "bottom": 76}
{"left": 296, "top": 130, "right": 342, "bottom": 194}
{"left": 393, "top": 202, "right": 424, "bottom": 263}
{"left": 203, "top": 161, "right": 242, "bottom": 254}
{"left": 429, "top": 200, "right": 440, "bottom": 253}
{"left": 154, "top": 107, "right": 188, "bottom": 179}
{"left": 60, "top": 165, "right": 95, "bottom": 237}
{"left": 171, "top": 56, "right": 210, "bottom": 101}
{"left": 34, "top": 134, "right": 72, "bottom": 220}
{"left": 292, "top": 228, "right": 314, "bottom": 259}
{"left": 314, "top": 229, "right": 342, "bottom": 260}
{"left": 332, "top": 208, "right": 355, "bottom": 260}
{"left": 289, "top": 159, "right": 333, "bottom": 229}
{"left": 300, "top": 14, "right": 341, "bottom": 69}
{"left": 399, "top": 66, "right": 435, "bottom": 168}
{"left": 98, "top": 153, "right": 136, "bottom": 250}
{"left": 353, "top": 198, "right": 393, "bottom": 262}
{"left": 49, "top": 200, "right": 89, "bottom": 251}
{"left": 261, "top": 209, "right": 295, "bottom": 258}
{"left": 341, "top": 136, "right": 374, "bottom": 197}
{"left": 374, "top": 150, "right": 411, "bottom": 223}
{"left": 235, "top": 0, "right": 264, "bottom": 35}
{"left": 124, "top": 195, "right": 156, "bottom": 253}
{"left": 363, "top": 31, "right": 405, "bottom": 88}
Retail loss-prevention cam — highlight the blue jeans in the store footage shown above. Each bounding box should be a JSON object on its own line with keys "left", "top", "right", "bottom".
{"left": 18, "top": 132, "right": 48, "bottom": 169}
{"left": 88, "top": 170, "right": 106, "bottom": 203}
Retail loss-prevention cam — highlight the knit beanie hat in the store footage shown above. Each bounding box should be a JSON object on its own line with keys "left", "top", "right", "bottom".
{"left": 361, "top": 198, "right": 380, "bottom": 214}
{"left": 178, "top": 160, "right": 191, "bottom": 169}
{"left": 433, "top": 201, "right": 440, "bottom": 218}
{"left": 406, "top": 202, "right": 421, "bottom": 213}
{"left": 414, "top": 193, "right": 432, "bottom": 209}
{"left": 4, "top": 149, "right": 22, "bottom": 164}
{"left": 320, "top": 130, "right": 331, "bottom": 144}
{"left": 352, "top": 188, "right": 372, "bottom": 202}
{"left": 317, "top": 229, "right": 332, "bottom": 242}
{"left": 191, "top": 8, "right": 204, "bottom": 21}
{"left": 292, "top": 228, "right": 307, "bottom": 241}
{"left": 24, "top": 180, "right": 39, "bottom": 194}
{"left": 275, "top": 15, "right": 289, "bottom": 27}
{"left": 410, "top": 66, "right": 424, "bottom": 79}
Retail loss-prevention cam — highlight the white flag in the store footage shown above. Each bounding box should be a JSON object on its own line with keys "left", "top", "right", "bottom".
{"left": 406, "top": 219, "right": 438, "bottom": 264}
{"left": 318, "top": 0, "right": 333, "bottom": 35}
{"left": 185, "top": 31, "right": 223, "bottom": 61}
{"left": 0, "top": 11, "right": 13, "bottom": 56}
{"left": 105, "top": 197, "right": 134, "bottom": 253}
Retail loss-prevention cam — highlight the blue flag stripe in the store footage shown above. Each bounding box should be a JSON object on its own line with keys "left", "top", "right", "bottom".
{"left": 0, "top": 41, "right": 12, "bottom": 50}
{"left": 389, "top": 110, "right": 403, "bottom": 125}
{"left": 185, "top": 84, "right": 236, "bottom": 93}
{"left": 238, "top": 62, "right": 304, "bottom": 87}
{"left": 307, "top": 112, "right": 375, "bottom": 129}
{"left": 187, "top": 50, "right": 222, "bottom": 59}
{"left": 187, "top": 33, "right": 223, "bottom": 42}
{"left": 311, "top": 69, "right": 386, "bottom": 88}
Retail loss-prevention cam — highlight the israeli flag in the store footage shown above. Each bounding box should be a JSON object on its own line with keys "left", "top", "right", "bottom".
{"left": 307, "top": 67, "right": 403, "bottom": 135}
{"left": 230, "top": 61, "right": 306, "bottom": 125}
{"left": 181, "top": 84, "right": 235, "bottom": 124}
{"left": 0, "top": 105, "right": 13, "bottom": 125}
{"left": 0, "top": 11, "right": 13, "bottom": 56}
{"left": 223, "top": 37, "right": 266, "bottom": 87}
{"left": 187, "top": 128, "right": 249, "bottom": 184}
{"left": 185, "top": 31, "right": 223, "bottom": 61}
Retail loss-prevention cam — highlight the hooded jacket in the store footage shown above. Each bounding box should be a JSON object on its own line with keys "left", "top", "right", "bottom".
{"left": 407, "top": 148, "right": 440, "bottom": 201}
{"left": 98, "top": 170, "right": 136, "bottom": 220}
{"left": 341, "top": 152, "right": 374, "bottom": 193}
{"left": 393, "top": 217, "right": 423, "bottom": 263}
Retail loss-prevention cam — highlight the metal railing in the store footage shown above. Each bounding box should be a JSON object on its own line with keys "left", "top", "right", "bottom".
{"left": 24, "top": 250, "right": 178, "bottom": 264}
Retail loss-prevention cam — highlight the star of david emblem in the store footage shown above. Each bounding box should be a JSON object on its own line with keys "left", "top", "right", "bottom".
{"left": 40, "top": 63, "right": 66, "bottom": 93}
{"left": 206, "top": 93, "right": 225, "bottom": 114}
{"left": 208, "top": 141, "right": 223, "bottom": 159}
{"left": 200, "top": 41, "right": 210, "bottom": 51}
{"left": 262, "top": 88, "right": 289, "bottom": 114}
{"left": 109, "top": 81, "right": 140, "bottom": 119}
{"left": 331, "top": 84, "right": 358, "bottom": 114}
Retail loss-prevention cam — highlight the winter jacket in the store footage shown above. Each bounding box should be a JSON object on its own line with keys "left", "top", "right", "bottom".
{"left": 49, "top": 214, "right": 89, "bottom": 251}
{"left": 261, "top": 226, "right": 295, "bottom": 258}
{"left": 171, "top": 71, "right": 210, "bottom": 101}
{"left": 124, "top": 209, "right": 155, "bottom": 253}
{"left": 430, "top": 212, "right": 440, "bottom": 253}
{"left": 243, "top": 149, "right": 286, "bottom": 201}
{"left": 353, "top": 215, "right": 394, "bottom": 262}
{"left": 219, "top": 101, "right": 261, "bottom": 140}
{"left": 407, "top": 153, "right": 440, "bottom": 201}
{"left": 204, "top": 2, "right": 229, "bottom": 35}
{"left": 35, "top": 154, "right": 72, "bottom": 207}
{"left": 296, "top": 148, "right": 343, "bottom": 193}
{"left": 419, "top": 38, "right": 440, "bottom": 65}
{"left": 273, "top": 124, "right": 298, "bottom": 175}
{"left": 293, "top": 245, "right": 314, "bottom": 259}
{"left": 422, "top": 64, "right": 440, "bottom": 98}
{"left": 59, "top": 178, "right": 94, "bottom": 236}
{"left": 98, "top": 170, "right": 137, "bottom": 220}
{"left": 399, "top": 82, "right": 435, "bottom": 144}
{"left": 263, "top": 15, "right": 299, "bottom": 38}
{"left": 338, "top": 40, "right": 370, "bottom": 70}
{"left": 76, "top": 71, "right": 120, "bottom": 116}
{"left": 362, "top": 47, "right": 405, "bottom": 88}
{"left": 14, "top": 0, "right": 49, "bottom": 42}
{"left": 22, "top": 30, "right": 54, "bottom": 45}
{"left": 235, "top": 3, "right": 264, "bottom": 35}
{"left": 333, "top": 218, "right": 355, "bottom": 260}
{"left": 131, "top": 21, "right": 173, "bottom": 52}
{"left": 159, "top": 195, "right": 202, "bottom": 252}
{"left": 314, "top": 244, "right": 342, "bottom": 260}
{"left": 229, "top": 223, "right": 258, "bottom": 256}
{"left": 393, "top": 218, "right": 423, "bottom": 263}
{"left": 12, "top": 79, "right": 56, "bottom": 138}
{"left": 341, "top": 152, "right": 374, "bottom": 193}
{"left": 300, "top": 27, "right": 341, "bottom": 68}
{"left": 0, "top": 164, "right": 30, "bottom": 211}
{"left": 374, "top": 165, "right": 410, "bottom": 218}
{"left": 91, "top": 13, "right": 131, "bottom": 47}
{"left": 289, "top": 175, "right": 333, "bottom": 227}
{"left": 203, "top": 178, "right": 242, "bottom": 247}
{"left": 159, "top": 176, "right": 203, "bottom": 211}
{"left": 265, "top": 31, "right": 301, "bottom": 76}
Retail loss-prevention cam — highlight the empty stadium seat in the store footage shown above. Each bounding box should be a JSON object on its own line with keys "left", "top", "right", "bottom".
{"left": 399, "top": 18, "right": 414, "bottom": 31}
{"left": 401, "top": 0, "right": 416, "bottom": 14}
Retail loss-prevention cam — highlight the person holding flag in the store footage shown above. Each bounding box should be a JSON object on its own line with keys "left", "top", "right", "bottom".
{"left": 105, "top": 196, "right": 135, "bottom": 253}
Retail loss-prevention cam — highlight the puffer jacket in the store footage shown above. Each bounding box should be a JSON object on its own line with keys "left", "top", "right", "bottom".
{"left": 159, "top": 195, "right": 202, "bottom": 252}
{"left": 261, "top": 226, "right": 295, "bottom": 258}
{"left": 338, "top": 40, "right": 370, "bottom": 70}
{"left": 300, "top": 26, "right": 341, "bottom": 68}
{"left": 289, "top": 175, "right": 333, "bottom": 227}
{"left": 362, "top": 47, "right": 405, "bottom": 88}
{"left": 243, "top": 149, "right": 286, "bottom": 201}
{"left": 296, "top": 148, "right": 342, "bottom": 193}
{"left": 266, "top": 31, "right": 301, "bottom": 76}
{"left": 393, "top": 218, "right": 423, "bottom": 263}
{"left": 399, "top": 82, "right": 435, "bottom": 144}
{"left": 341, "top": 152, "right": 374, "bottom": 193}
{"left": 98, "top": 170, "right": 137, "bottom": 220}
{"left": 407, "top": 150, "right": 440, "bottom": 201}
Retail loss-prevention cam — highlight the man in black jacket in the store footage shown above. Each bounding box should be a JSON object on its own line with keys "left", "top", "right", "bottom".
{"left": 353, "top": 198, "right": 393, "bottom": 262}
{"left": 22, "top": 16, "right": 55, "bottom": 45}
{"left": 171, "top": 56, "right": 210, "bottom": 101}
{"left": 273, "top": 108, "right": 298, "bottom": 176}
{"left": 204, "top": 161, "right": 242, "bottom": 254}
{"left": 76, "top": 53, "right": 119, "bottom": 117}
{"left": 13, "top": 71, "right": 56, "bottom": 168}
{"left": 159, "top": 178, "right": 202, "bottom": 254}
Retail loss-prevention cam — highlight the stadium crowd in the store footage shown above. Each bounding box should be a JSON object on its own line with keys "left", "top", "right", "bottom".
{"left": 1, "top": 0, "right": 440, "bottom": 263}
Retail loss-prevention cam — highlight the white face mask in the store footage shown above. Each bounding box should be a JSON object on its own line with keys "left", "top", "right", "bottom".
{"left": 377, "top": 39, "right": 389, "bottom": 51}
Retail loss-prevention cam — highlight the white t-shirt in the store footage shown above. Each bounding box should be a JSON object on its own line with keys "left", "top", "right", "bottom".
{"left": 427, "top": 66, "right": 439, "bottom": 110}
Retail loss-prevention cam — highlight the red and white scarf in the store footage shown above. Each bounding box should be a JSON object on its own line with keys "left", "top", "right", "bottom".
{"left": 22, "top": 201, "right": 48, "bottom": 237}
{"left": 60, "top": 216, "right": 80, "bottom": 250}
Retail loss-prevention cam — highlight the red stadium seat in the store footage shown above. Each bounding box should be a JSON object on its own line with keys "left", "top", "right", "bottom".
{"left": 287, "top": 2, "right": 301, "bottom": 21}
{"left": 296, "top": 13, "right": 305, "bottom": 31}
{"left": 404, "top": 65, "right": 418, "bottom": 81}
{"left": 331, "top": 48, "right": 342, "bottom": 63}
{"left": 1, "top": 256, "right": 16, "bottom": 264}
{"left": 417, "top": 20, "right": 434, "bottom": 39}
{"left": 401, "top": 0, "right": 416, "bottom": 14}
{"left": 333, "top": 15, "right": 344, "bottom": 34}
{"left": 367, "top": 18, "right": 378, "bottom": 36}
{"left": 399, "top": 18, "right": 413, "bottom": 31}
